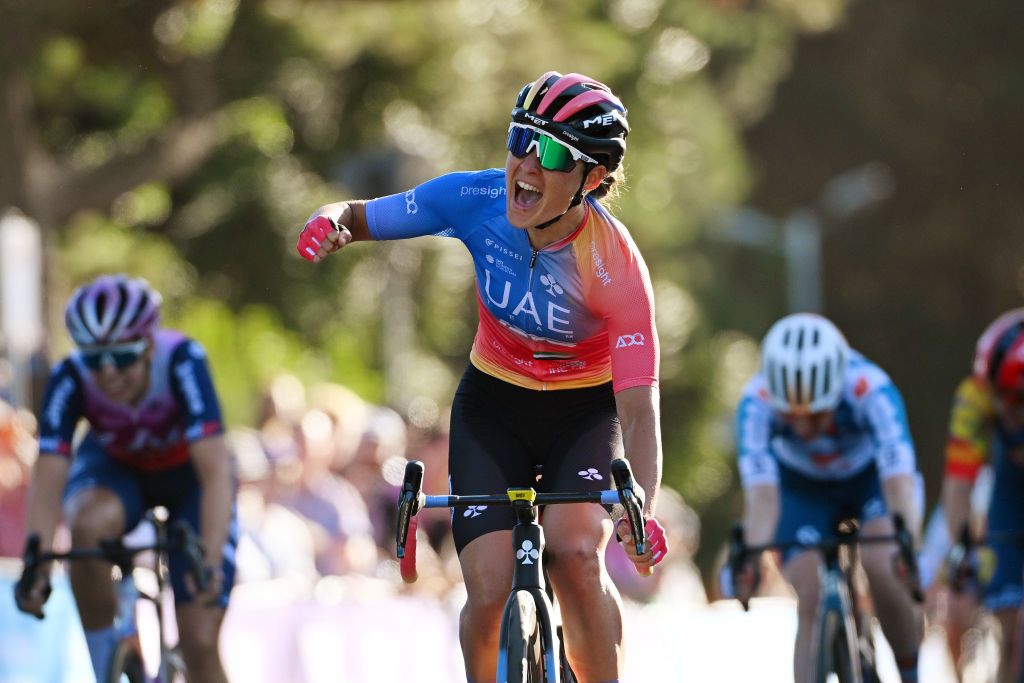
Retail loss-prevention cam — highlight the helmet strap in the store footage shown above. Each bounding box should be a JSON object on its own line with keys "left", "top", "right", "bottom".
{"left": 533, "top": 163, "right": 595, "bottom": 231}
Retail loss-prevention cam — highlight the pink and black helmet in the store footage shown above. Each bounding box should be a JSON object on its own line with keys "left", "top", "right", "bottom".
{"left": 65, "top": 274, "right": 162, "bottom": 346}
{"left": 511, "top": 71, "right": 629, "bottom": 172}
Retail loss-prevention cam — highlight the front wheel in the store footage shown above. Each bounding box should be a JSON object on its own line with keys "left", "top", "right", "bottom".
{"left": 815, "top": 608, "right": 862, "bottom": 683}
{"left": 499, "top": 590, "right": 546, "bottom": 683}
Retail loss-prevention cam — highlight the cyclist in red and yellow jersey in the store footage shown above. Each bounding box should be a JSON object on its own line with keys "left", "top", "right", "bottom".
{"left": 943, "top": 308, "right": 1024, "bottom": 682}
{"left": 295, "top": 71, "right": 668, "bottom": 683}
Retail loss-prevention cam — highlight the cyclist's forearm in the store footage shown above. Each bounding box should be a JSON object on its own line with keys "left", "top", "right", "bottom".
{"left": 25, "top": 455, "right": 70, "bottom": 552}
{"left": 882, "top": 473, "right": 922, "bottom": 542}
{"left": 190, "top": 436, "right": 234, "bottom": 563}
{"left": 743, "top": 484, "right": 779, "bottom": 547}
{"left": 942, "top": 475, "right": 973, "bottom": 541}
{"left": 615, "top": 386, "right": 662, "bottom": 516}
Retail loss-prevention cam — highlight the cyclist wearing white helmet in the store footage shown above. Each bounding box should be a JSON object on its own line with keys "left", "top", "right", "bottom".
{"left": 16, "top": 274, "right": 236, "bottom": 683}
{"left": 733, "top": 313, "right": 923, "bottom": 683}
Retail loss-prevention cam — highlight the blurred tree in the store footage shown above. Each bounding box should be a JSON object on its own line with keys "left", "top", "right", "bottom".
{"left": 2, "top": 0, "right": 906, "bottom": 578}
{"left": 730, "top": 0, "right": 1024, "bottom": 520}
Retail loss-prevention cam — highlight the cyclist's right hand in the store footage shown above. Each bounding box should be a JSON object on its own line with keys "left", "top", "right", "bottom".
{"left": 732, "top": 555, "right": 761, "bottom": 605}
{"left": 296, "top": 212, "right": 352, "bottom": 262}
{"left": 14, "top": 571, "right": 51, "bottom": 619}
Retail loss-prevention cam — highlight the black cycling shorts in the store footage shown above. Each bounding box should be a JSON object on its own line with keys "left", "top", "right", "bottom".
{"left": 448, "top": 364, "right": 622, "bottom": 555}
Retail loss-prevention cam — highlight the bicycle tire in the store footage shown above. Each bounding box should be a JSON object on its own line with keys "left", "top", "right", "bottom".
{"left": 815, "top": 609, "right": 862, "bottom": 683}
{"left": 162, "top": 647, "right": 191, "bottom": 683}
{"left": 500, "top": 590, "right": 546, "bottom": 683}
{"left": 107, "top": 641, "right": 146, "bottom": 683}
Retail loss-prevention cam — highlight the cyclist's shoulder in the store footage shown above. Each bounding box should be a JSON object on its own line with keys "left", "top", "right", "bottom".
{"left": 840, "top": 351, "right": 898, "bottom": 403}
{"left": 951, "top": 375, "right": 994, "bottom": 413}
{"left": 157, "top": 329, "right": 206, "bottom": 362}
{"left": 737, "top": 374, "right": 772, "bottom": 410}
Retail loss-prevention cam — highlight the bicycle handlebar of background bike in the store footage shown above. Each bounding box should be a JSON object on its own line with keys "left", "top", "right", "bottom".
{"left": 727, "top": 513, "right": 923, "bottom": 610}
{"left": 16, "top": 519, "right": 209, "bottom": 620}
{"left": 395, "top": 457, "right": 648, "bottom": 583}
{"left": 946, "top": 525, "right": 1024, "bottom": 594}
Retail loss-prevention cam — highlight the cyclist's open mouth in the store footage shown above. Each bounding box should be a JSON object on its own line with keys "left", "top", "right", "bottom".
{"left": 514, "top": 179, "right": 542, "bottom": 210}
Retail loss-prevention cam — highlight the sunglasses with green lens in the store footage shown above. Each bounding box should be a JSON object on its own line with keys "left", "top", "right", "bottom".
{"left": 506, "top": 123, "right": 598, "bottom": 172}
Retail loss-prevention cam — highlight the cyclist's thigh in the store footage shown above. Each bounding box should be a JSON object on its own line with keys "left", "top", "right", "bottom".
{"left": 783, "top": 550, "right": 823, "bottom": 606}
{"left": 540, "top": 409, "right": 619, "bottom": 551}
{"left": 858, "top": 513, "right": 897, "bottom": 570}
{"left": 449, "top": 366, "right": 538, "bottom": 556}
{"left": 149, "top": 463, "right": 238, "bottom": 609}
{"left": 459, "top": 530, "right": 515, "bottom": 605}
{"left": 63, "top": 433, "right": 144, "bottom": 534}
{"left": 542, "top": 394, "right": 620, "bottom": 497}
{"left": 775, "top": 465, "right": 844, "bottom": 564}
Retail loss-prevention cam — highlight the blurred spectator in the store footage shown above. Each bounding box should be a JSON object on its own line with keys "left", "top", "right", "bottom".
{"left": 271, "top": 408, "right": 377, "bottom": 576}
{"left": 606, "top": 486, "right": 707, "bottom": 605}
{"left": 228, "top": 427, "right": 318, "bottom": 583}
{"left": 342, "top": 406, "right": 408, "bottom": 552}
{"left": 0, "top": 399, "right": 36, "bottom": 557}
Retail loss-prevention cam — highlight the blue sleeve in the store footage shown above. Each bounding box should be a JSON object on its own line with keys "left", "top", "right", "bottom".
{"left": 862, "top": 382, "right": 917, "bottom": 478}
{"left": 168, "top": 340, "right": 225, "bottom": 443}
{"left": 37, "top": 360, "right": 85, "bottom": 457}
{"left": 365, "top": 169, "right": 505, "bottom": 241}
{"left": 735, "top": 391, "right": 779, "bottom": 488}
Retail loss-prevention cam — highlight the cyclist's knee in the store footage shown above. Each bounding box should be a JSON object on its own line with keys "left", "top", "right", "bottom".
{"left": 66, "top": 489, "right": 125, "bottom": 544}
{"left": 545, "top": 541, "right": 603, "bottom": 589}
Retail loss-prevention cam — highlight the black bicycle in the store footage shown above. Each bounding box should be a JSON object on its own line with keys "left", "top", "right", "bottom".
{"left": 17, "top": 507, "right": 209, "bottom": 683}
{"left": 396, "top": 457, "right": 648, "bottom": 683}
{"left": 728, "top": 515, "right": 921, "bottom": 683}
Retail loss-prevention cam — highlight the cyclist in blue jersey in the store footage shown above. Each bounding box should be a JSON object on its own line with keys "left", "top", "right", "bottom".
{"left": 15, "top": 275, "right": 236, "bottom": 683}
{"left": 296, "top": 71, "right": 669, "bottom": 683}
{"left": 733, "top": 313, "right": 923, "bottom": 683}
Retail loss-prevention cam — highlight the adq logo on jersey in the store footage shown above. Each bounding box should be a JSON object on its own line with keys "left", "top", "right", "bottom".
{"left": 616, "top": 333, "right": 645, "bottom": 348}
{"left": 404, "top": 189, "right": 418, "bottom": 215}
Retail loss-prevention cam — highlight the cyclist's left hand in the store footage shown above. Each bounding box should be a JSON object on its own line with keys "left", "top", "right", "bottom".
{"left": 616, "top": 517, "right": 669, "bottom": 577}
{"left": 185, "top": 564, "right": 224, "bottom": 608}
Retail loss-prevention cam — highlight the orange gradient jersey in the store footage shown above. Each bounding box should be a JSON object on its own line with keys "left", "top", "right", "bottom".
{"left": 365, "top": 169, "right": 658, "bottom": 392}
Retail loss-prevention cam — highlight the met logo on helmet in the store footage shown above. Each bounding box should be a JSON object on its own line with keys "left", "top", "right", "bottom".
{"left": 582, "top": 113, "right": 616, "bottom": 129}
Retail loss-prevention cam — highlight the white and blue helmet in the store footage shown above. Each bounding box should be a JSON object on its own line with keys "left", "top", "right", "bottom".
{"left": 760, "top": 313, "right": 849, "bottom": 414}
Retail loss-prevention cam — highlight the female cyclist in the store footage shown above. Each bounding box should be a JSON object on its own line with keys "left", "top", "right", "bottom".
{"left": 296, "top": 71, "right": 668, "bottom": 682}
{"left": 15, "top": 274, "right": 236, "bottom": 683}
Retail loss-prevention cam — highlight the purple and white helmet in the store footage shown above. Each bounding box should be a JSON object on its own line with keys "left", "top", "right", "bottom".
{"left": 65, "top": 274, "right": 162, "bottom": 346}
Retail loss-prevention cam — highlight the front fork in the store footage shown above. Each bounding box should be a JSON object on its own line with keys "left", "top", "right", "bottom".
{"left": 498, "top": 500, "right": 561, "bottom": 682}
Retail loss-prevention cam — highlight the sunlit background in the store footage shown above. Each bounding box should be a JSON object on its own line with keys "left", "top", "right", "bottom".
{"left": 1, "top": 0, "right": 1021, "bottom": 680}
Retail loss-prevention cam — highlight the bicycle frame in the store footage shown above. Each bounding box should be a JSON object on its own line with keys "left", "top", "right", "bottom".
{"left": 495, "top": 496, "right": 565, "bottom": 682}
{"left": 396, "top": 458, "right": 647, "bottom": 683}
{"left": 729, "top": 516, "right": 921, "bottom": 683}
{"left": 18, "top": 507, "right": 206, "bottom": 682}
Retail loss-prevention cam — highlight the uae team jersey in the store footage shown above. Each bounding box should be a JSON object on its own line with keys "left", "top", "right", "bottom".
{"left": 38, "top": 329, "right": 224, "bottom": 472}
{"left": 735, "top": 351, "right": 917, "bottom": 485}
{"left": 365, "top": 169, "right": 658, "bottom": 392}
